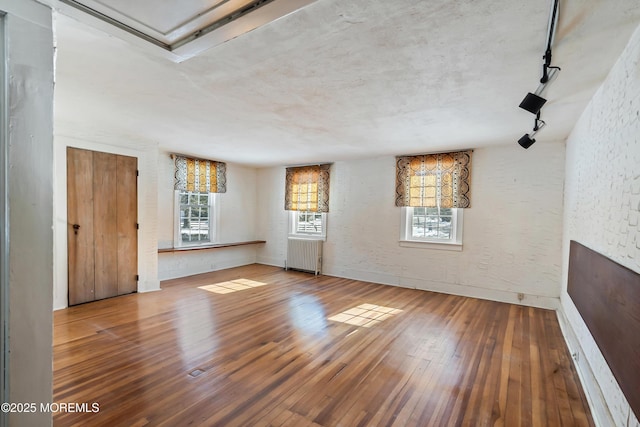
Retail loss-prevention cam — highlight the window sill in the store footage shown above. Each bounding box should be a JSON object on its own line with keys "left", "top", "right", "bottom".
{"left": 399, "top": 240, "right": 462, "bottom": 251}
{"left": 158, "top": 240, "right": 266, "bottom": 253}
{"left": 288, "top": 235, "right": 326, "bottom": 241}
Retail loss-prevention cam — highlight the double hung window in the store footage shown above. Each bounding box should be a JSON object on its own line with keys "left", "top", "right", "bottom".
{"left": 175, "top": 191, "right": 215, "bottom": 246}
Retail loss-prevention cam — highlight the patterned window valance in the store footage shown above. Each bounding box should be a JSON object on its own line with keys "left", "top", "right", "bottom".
{"left": 173, "top": 155, "right": 227, "bottom": 193}
{"left": 395, "top": 150, "right": 472, "bottom": 208}
{"left": 284, "top": 164, "right": 331, "bottom": 213}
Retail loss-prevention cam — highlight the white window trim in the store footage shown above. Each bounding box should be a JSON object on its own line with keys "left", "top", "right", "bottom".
{"left": 288, "top": 211, "right": 327, "bottom": 241}
{"left": 174, "top": 190, "right": 219, "bottom": 248}
{"left": 399, "top": 207, "right": 463, "bottom": 251}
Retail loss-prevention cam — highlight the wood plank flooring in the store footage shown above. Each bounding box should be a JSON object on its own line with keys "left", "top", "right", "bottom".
{"left": 53, "top": 264, "right": 594, "bottom": 426}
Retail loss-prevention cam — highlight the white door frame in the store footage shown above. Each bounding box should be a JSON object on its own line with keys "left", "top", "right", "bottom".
{"left": 0, "top": 11, "right": 8, "bottom": 427}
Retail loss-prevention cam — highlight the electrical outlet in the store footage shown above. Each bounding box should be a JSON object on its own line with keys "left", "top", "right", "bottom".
{"left": 572, "top": 352, "right": 579, "bottom": 362}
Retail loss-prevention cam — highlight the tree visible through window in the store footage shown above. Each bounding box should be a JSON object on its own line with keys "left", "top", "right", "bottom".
{"left": 401, "top": 206, "right": 462, "bottom": 246}
{"left": 296, "top": 211, "right": 323, "bottom": 234}
{"left": 179, "top": 192, "right": 211, "bottom": 244}
{"left": 289, "top": 211, "right": 326, "bottom": 238}
{"left": 411, "top": 207, "right": 453, "bottom": 239}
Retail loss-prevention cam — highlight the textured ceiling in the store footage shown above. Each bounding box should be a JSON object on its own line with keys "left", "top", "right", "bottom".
{"left": 53, "top": 0, "right": 640, "bottom": 167}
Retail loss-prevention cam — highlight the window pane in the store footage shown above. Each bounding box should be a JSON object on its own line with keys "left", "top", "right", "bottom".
{"left": 179, "top": 192, "right": 212, "bottom": 244}
{"left": 438, "top": 226, "right": 452, "bottom": 239}
{"left": 196, "top": 219, "right": 209, "bottom": 241}
{"left": 294, "top": 211, "right": 323, "bottom": 235}
{"left": 410, "top": 208, "right": 452, "bottom": 240}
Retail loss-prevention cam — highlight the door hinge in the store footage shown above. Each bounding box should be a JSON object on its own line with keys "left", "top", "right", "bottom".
{"left": 136, "top": 170, "right": 139, "bottom": 176}
{"left": 136, "top": 223, "right": 139, "bottom": 230}
{"left": 135, "top": 275, "right": 139, "bottom": 281}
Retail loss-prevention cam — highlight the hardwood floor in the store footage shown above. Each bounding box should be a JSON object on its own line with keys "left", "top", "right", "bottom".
{"left": 53, "top": 264, "right": 594, "bottom": 426}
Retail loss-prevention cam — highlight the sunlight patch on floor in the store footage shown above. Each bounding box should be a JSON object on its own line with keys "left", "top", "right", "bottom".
{"left": 198, "top": 279, "right": 268, "bottom": 294}
{"left": 328, "top": 303, "right": 402, "bottom": 328}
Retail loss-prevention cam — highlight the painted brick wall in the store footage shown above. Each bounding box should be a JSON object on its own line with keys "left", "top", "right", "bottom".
{"left": 257, "top": 142, "right": 565, "bottom": 309}
{"left": 559, "top": 23, "right": 640, "bottom": 427}
{"left": 157, "top": 154, "right": 260, "bottom": 280}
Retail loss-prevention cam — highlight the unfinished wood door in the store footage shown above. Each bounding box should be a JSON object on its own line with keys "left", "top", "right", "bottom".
{"left": 93, "top": 151, "right": 118, "bottom": 300}
{"left": 67, "top": 147, "right": 138, "bottom": 305}
{"left": 116, "top": 155, "right": 138, "bottom": 295}
{"left": 67, "top": 148, "right": 95, "bottom": 305}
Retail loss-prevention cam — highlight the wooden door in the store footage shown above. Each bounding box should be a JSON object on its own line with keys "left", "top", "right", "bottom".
{"left": 67, "top": 147, "right": 138, "bottom": 305}
{"left": 67, "top": 148, "right": 95, "bottom": 305}
{"left": 116, "top": 155, "right": 138, "bottom": 295}
{"left": 93, "top": 151, "right": 118, "bottom": 300}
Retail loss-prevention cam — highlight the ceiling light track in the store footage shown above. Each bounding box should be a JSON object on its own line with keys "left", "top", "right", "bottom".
{"left": 517, "top": 0, "right": 561, "bottom": 149}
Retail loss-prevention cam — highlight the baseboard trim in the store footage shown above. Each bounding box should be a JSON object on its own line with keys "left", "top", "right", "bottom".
{"left": 256, "top": 256, "right": 284, "bottom": 268}
{"left": 319, "top": 266, "right": 559, "bottom": 310}
{"left": 556, "top": 306, "right": 616, "bottom": 427}
{"left": 159, "top": 256, "right": 256, "bottom": 281}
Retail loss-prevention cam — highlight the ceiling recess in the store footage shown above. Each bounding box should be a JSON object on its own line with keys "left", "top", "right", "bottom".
{"left": 56, "top": 0, "right": 318, "bottom": 61}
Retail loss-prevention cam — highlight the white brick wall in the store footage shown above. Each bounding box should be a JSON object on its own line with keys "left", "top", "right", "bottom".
{"left": 559, "top": 23, "right": 640, "bottom": 427}
{"left": 157, "top": 155, "right": 260, "bottom": 280}
{"left": 257, "top": 142, "right": 566, "bottom": 308}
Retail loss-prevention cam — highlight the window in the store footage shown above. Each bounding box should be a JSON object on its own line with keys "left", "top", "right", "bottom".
{"left": 284, "top": 164, "right": 331, "bottom": 213}
{"left": 411, "top": 207, "right": 454, "bottom": 239}
{"left": 289, "top": 211, "right": 326, "bottom": 239}
{"left": 395, "top": 151, "right": 471, "bottom": 251}
{"left": 400, "top": 207, "right": 463, "bottom": 250}
{"left": 175, "top": 191, "right": 216, "bottom": 246}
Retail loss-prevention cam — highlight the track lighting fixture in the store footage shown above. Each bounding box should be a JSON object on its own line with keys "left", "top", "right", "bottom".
{"left": 519, "top": 93, "right": 546, "bottom": 115}
{"left": 519, "top": 67, "right": 561, "bottom": 114}
{"left": 517, "top": 0, "right": 560, "bottom": 148}
{"left": 518, "top": 114, "right": 546, "bottom": 149}
{"left": 518, "top": 134, "right": 536, "bottom": 149}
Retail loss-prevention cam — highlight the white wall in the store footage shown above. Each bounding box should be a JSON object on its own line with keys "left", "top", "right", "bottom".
{"left": 558, "top": 23, "right": 640, "bottom": 427}
{"left": 3, "top": 1, "right": 54, "bottom": 425}
{"left": 257, "top": 143, "right": 565, "bottom": 309}
{"left": 53, "top": 135, "right": 160, "bottom": 310}
{"left": 157, "top": 153, "right": 260, "bottom": 280}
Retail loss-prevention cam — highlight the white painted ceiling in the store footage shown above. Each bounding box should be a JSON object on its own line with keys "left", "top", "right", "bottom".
{"left": 53, "top": 0, "right": 640, "bottom": 167}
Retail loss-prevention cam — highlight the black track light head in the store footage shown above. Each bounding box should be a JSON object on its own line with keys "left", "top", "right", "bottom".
{"left": 519, "top": 93, "right": 547, "bottom": 115}
{"left": 518, "top": 134, "right": 536, "bottom": 149}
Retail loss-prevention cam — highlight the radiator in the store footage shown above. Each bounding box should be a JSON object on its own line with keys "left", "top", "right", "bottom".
{"left": 286, "top": 238, "right": 322, "bottom": 275}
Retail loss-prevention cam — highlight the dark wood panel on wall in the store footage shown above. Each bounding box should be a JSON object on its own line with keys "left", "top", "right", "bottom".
{"left": 567, "top": 240, "right": 640, "bottom": 420}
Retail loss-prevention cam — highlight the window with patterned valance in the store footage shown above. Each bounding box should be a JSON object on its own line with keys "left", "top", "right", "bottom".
{"left": 173, "top": 155, "right": 226, "bottom": 193}
{"left": 284, "top": 164, "right": 331, "bottom": 213}
{"left": 395, "top": 151, "right": 472, "bottom": 208}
